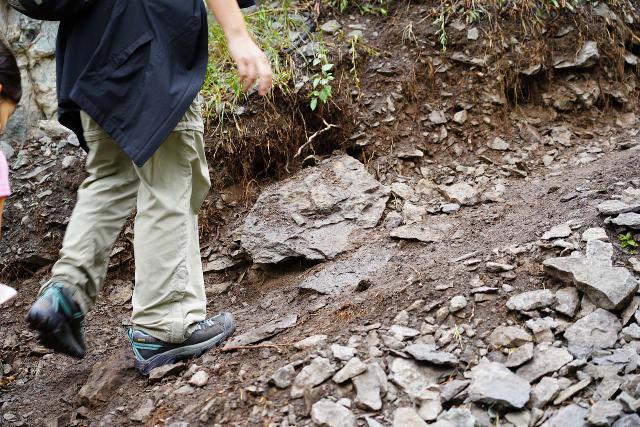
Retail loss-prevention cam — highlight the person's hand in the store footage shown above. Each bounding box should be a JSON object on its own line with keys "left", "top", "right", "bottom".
{"left": 226, "top": 34, "right": 273, "bottom": 96}
{"left": 0, "top": 98, "right": 17, "bottom": 134}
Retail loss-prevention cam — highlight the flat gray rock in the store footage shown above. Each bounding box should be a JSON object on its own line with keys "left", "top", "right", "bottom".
{"left": 554, "top": 41, "right": 599, "bottom": 70}
{"left": 597, "top": 199, "right": 640, "bottom": 215}
{"left": 505, "top": 343, "right": 534, "bottom": 368}
{"left": 365, "top": 417, "right": 385, "bottom": 427}
{"left": 564, "top": 308, "right": 621, "bottom": 358}
{"left": 440, "top": 379, "right": 470, "bottom": 402}
{"left": 516, "top": 345, "right": 573, "bottom": 382}
{"left": 438, "top": 182, "right": 479, "bottom": 206}
{"left": 294, "top": 334, "right": 327, "bottom": 350}
{"left": 612, "top": 212, "right": 640, "bottom": 229}
{"left": 488, "top": 326, "right": 533, "bottom": 348}
{"left": 525, "top": 317, "right": 557, "bottom": 335}
{"left": 582, "top": 227, "right": 608, "bottom": 242}
{"left": 241, "top": 155, "right": 389, "bottom": 264}
{"left": 431, "top": 408, "right": 477, "bottom": 427}
{"left": 333, "top": 357, "right": 367, "bottom": 384}
{"left": 393, "top": 407, "right": 428, "bottom": 427}
{"left": 353, "top": 363, "right": 386, "bottom": 410}
{"left": 554, "top": 287, "right": 580, "bottom": 317}
{"left": 587, "top": 400, "right": 624, "bottom": 426}
{"left": 506, "top": 290, "right": 556, "bottom": 312}
{"left": 429, "top": 110, "right": 448, "bottom": 125}
{"left": 188, "top": 370, "right": 209, "bottom": 387}
{"left": 390, "top": 222, "right": 453, "bottom": 243}
{"left": 530, "top": 377, "right": 560, "bottom": 408}
{"left": 311, "top": 399, "right": 356, "bottom": 427}
{"left": 621, "top": 323, "right": 640, "bottom": 340}
{"left": 299, "top": 244, "right": 395, "bottom": 295}
{"left": 405, "top": 344, "right": 459, "bottom": 366}
{"left": 389, "top": 357, "right": 448, "bottom": 400}
{"left": 270, "top": 364, "right": 296, "bottom": 388}
{"left": 320, "top": 20, "right": 342, "bottom": 34}
{"left": 613, "top": 414, "right": 640, "bottom": 427}
{"left": 389, "top": 325, "right": 420, "bottom": 339}
{"left": 331, "top": 344, "right": 356, "bottom": 361}
{"left": 291, "top": 357, "right": 335, "bottom": 398}
{"left": 543, "top": 404, "right": 587, "bottom": 427}
{"left": 504, "top": 411, "right": 531, "bottom": 427}
{"left": 418, "top": 399, "right": 442, "bottom": 422}
{"left": 130, "top": 399, "right": 155, "bottom": 422}
{"left": 488, "top": 137, "right": 510, "bottom": 151}
{"left": 224, "top": 314, "right": 297, "bottom": 348}
{"left": 542, "top": 223, "right": 572, "bottom": 240}
{"left": 544, "top": 240, "right": 639, "bottom": 311}
{"left": 467, "top": 359, "right": 531, "bottom": 409}
{"left": 553, "top": 378, "right": 591, "bottom": 405}
{"left": 148, "top": 362, "right": 185, "bottom": 382}
{"left": 449, "top": 295, "right": 467, "bottom": 312}
{"left": 78, "top": 352, "right": 135, "bottom": 406}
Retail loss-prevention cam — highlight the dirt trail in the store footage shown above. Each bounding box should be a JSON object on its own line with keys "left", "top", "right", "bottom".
{"left": 0, "top": 145, "right": 636, "bottom": 426}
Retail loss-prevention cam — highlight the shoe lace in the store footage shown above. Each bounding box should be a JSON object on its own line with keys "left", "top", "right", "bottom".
{"left": 195, "top": 317, "right": 220, "bottom": 331}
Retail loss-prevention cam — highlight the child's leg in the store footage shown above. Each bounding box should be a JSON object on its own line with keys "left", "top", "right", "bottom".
{"left": 40, "top": 112, "right": 140, "bottom": 314}
{"left": 130, "top": 98, "right": 211, "bottom": 343}
{"left": 0, "top": 283, "right": 17, "bottom": 306}
{"left": 0, "top": 197, "right": 4, "bottom": 234}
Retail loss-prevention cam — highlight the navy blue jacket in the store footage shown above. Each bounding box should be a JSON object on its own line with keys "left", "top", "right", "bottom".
{"left": 57, "top": 0, "right": 209, "bottom": 166}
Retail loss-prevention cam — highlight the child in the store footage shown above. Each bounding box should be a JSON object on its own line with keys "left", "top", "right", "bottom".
{"left": 0, "top": 39, "right": 20, "bottom": 228}
{"left": 0, "top": 39, "right": 21, "bottom": 305}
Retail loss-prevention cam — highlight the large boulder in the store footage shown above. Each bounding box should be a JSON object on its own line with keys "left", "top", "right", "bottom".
{"left": 241, "top": 155, "right": 389, "bottom": 264}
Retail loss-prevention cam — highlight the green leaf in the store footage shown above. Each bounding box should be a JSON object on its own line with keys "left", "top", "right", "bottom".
{"left": 322, "top": 63, "right": 334, "bottom": 72}
{"left": 310, "top": 97, "right": 318, "bottom": 111}
{"left": 319, "top": 87, "right": 331, "bottom": 102}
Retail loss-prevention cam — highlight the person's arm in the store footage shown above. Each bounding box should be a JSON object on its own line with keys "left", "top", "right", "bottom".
{"left": 207, "top": 0, "right": 273, "bottom": 95}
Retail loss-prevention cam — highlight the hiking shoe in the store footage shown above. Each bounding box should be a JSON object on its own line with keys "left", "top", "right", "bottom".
{"left": 128, "top": 312, "right": 236, "bottom": 375}
{"left": 26, "top": 284, "right": 86, "bottom": 358}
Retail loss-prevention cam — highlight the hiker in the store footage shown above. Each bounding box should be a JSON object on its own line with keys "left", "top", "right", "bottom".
{"left": 0, "top": 39, "right": 21, "bottom": 304}
{"left": 16, "top": 0, "right": 273, "bottom": 374}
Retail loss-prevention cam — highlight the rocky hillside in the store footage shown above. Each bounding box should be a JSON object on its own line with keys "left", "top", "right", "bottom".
{"left": 0, "top": 4, "right": 57, "bottom": 141}
{"left": 1, "top": 1, "right": 640, "bottom": 426}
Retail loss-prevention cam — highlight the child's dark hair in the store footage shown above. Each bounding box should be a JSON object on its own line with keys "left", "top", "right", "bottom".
{"left": 0, "top": 39, "right": 22, "bottom": 104}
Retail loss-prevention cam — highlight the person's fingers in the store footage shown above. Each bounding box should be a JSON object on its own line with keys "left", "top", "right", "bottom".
{"left": 242, "top": 59, "right": 258, "bottom": 93}
{"left": 236, "top": 58, "right": 250, "bottom": 90}
{"left": 257, "top": 56, "right": 273, "bottom": 96}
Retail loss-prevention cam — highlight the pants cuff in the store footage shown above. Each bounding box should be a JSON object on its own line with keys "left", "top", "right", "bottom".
{"left": 40, "top": 278, "right": 93, "bottom": 315}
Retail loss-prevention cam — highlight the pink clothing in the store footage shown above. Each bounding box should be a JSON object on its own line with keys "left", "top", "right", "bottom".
{"left": 0, "top": 150, "right": 10, "bottom": 198}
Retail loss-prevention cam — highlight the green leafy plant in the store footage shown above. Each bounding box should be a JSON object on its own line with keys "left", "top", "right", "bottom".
{"left": 620, "top": 232, "right": 639, "bottom": 255}
{"left": 202, "top": 0, "right": 308, "bottom": 126}
{"left": 309, "top": 50, "right": 335, "bottom": 111}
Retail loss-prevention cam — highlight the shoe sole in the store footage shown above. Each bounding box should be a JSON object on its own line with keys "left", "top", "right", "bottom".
{"left": 135, "top": 313, "right": 236, "bottom": 376}
{"left": 26, "top": 307, "right": 85, "bottom": 358}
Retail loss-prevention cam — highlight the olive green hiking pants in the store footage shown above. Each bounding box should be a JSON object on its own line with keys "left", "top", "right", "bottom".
{"left": 40, "top": 98, "right": 210, "bottom": 343}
